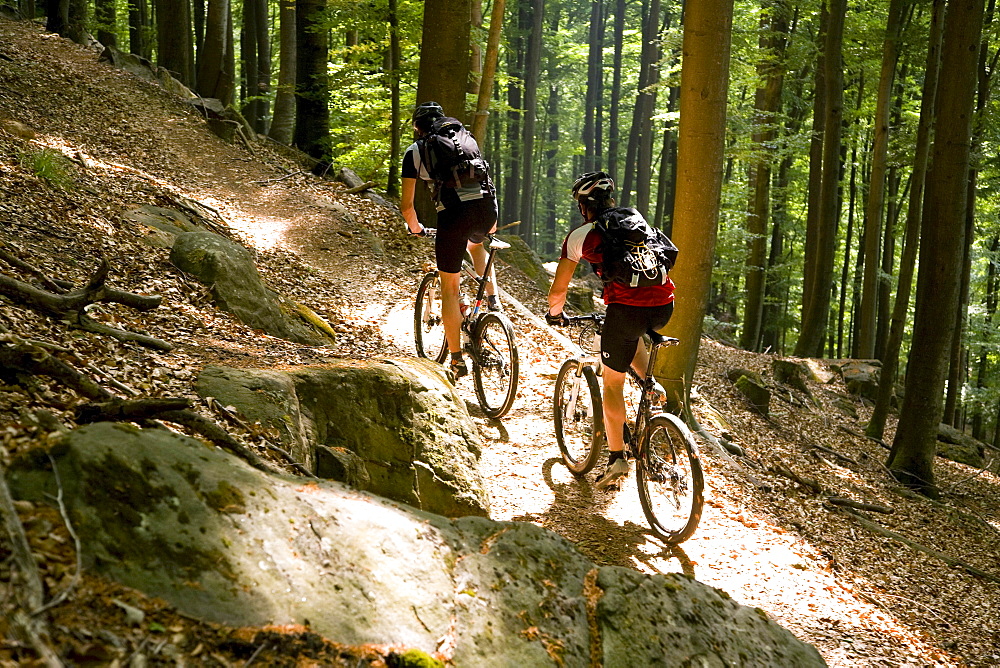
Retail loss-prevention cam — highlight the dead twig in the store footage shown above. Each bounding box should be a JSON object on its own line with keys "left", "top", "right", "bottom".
{"left": 250, "top": 170, "right": 305, "bottom": 185}
{"left": 342, "top": 180, "right": 376, "bottom": 195}
{"left": 808, "top": 442, "right": 859, "bottom": 466}
{"left": 208, "top": 398, "right": 315, "bottom": 478}
{"left": 770, "top": 462, "right": 824, "bottom": 494}
{"left": 33, "top": 455, "right": 82, "bottom": 615}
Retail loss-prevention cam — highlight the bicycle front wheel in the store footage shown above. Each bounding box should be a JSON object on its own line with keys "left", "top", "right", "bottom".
{"left": 637, "top": 413, "right": 704, "bottom": 544}
{"left": 472, "top": 312, "right": 519, "bottom": 418}
{"left": 414, "top": 272, "right": 448, "bottom": 363}
{"left": 554, "top": 360, "right": 604, "bottom": 475}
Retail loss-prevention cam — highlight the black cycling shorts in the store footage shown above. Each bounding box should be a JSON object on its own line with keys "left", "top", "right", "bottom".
{"left": 434, "top": 196, "right": 499, "bottom": 273}
{"left": 601, "top": 301, "right": 674, "bottom": 373}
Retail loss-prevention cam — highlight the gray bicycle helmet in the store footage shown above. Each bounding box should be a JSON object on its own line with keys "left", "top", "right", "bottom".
{"left": 572, "top": 171, "right": 615, "bottom": 203}
{"left": 412, "top": 101, "right": 444, "bottom": 131}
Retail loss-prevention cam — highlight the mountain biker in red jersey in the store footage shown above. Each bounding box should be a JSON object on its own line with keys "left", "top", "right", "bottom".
{"left": 545, "top": 171, "right": 674, "bottom": 489}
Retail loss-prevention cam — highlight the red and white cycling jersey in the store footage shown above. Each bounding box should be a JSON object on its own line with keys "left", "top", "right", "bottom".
{"left": 561, "top": 222, "right": 675, "bottom": 307}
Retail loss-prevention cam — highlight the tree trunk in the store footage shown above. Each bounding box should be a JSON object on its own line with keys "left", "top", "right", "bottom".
{"left": 253, "top": 0, "right": 270, "bottom": 134}
{"left": 269, "top": 0, "right": 296, "bottom": 144}
{"left": 385, "top": 0, "right": 401, "bottom": 197}
{"left": 156, "top": 0, "right": 194, "bottom": 86}
{"left": 659, "top": 0, "right": 734, "bottom": 403}
{"left": 196, "top": 0, "right": 232, "bottom": 105}
{"left": 502, "top": 0, "right": 526, "bottom": 227}
{"left": 740, "top": 0, "right": 789, "bottom": 352}
{"left": 517, "top": 0, "right": 544, "bottom": 247}
{"left": 888, "top": 0, "right": 984, "bottom": 497}
{"left": 608, "top": 0, "right": 626, "bottom": 183}
{"left": 293, "top": 0, "right": 330, "bottom": 163}
{"left": 857, "top": 0, "right": 905, "bottom": 359}
{"left": 95, "top": 0, "right": 118, "bottom": 46}
{"left": 634, "top": 0, "right": 662, "bottom": 217}
{"left": 867, "top": 0, "right": 944, "bottom": 440}
{"left": 129, "top": 0, "right": 150, "bottom": 58}
{"left": 582, "top": 0, "right": 603, "bottom": 173}
{"left": 795, "top": 0, "right": 844, "bottom": 358}
{"left": 471, "top": 0, "right": 506, "bottom": 142}
{"left": 417, "top": 0, "right": 473, "bottom": 122}
{"left": 46, "top": 0, "right": 69, "bottom": 37}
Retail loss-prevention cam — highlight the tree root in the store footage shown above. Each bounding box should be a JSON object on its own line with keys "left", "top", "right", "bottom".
{"left": 0, "top": 256, "right": 169, "bottom": 350}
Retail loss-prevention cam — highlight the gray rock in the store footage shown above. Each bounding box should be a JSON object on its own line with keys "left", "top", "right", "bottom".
{"left": 937, "top": 422, "right": 986, "bottom": 469}
{"left": 839, "top": 361, "right": 881, "bottom": 401}
{"left": 8, "top": 424, "right": 826, "bottom": 667}
{"left": 170, "top": 230, "right": 334, "bottom": 346}
{"left": 196, "top": 358, "right": 489, "bottom": 518}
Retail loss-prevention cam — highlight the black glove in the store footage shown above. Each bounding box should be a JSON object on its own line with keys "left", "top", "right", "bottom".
{"left": 545, "top": 311, "right": 569, "bottom": 327}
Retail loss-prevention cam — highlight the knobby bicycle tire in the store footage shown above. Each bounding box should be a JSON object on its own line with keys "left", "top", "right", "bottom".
{"left": 472, "top": 312, "right": 518, "bottom": 418}
{"left": 636, "top": 413, "right": 704, "bottom": 544}
{"left": 414, "top": 272, "right": 448, "bottom": 363}
{"left": 554, "top": 360, "right": 604, "bottom": 474}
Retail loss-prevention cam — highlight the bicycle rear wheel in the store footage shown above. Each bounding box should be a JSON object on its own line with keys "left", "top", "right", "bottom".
{"left": 472, "top": 312, "right": 519, "bottom": 418}
{"left": 414, "top": 271, "right": 448, "bottom": 363}
{"left": 637, "top": 413, "right": 704, "bottom": 544}
{"left": 554, "top": 359, "right": 603, "bottom": 474}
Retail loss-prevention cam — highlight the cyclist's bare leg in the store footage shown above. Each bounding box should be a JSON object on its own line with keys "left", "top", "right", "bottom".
{"left": 467, "top": 241, "right": 496, "bottom": 298}
{"left": 602, "top": 366, "right": 628, "bottom": 454}
{"left": 630, "top": 338, "right": 649, "bottom": 379}
{"left": 438, "top": 270, "right": 463, "bottom": 353}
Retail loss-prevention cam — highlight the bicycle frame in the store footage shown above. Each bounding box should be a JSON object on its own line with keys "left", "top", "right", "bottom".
{"left": 458, "top": 235, "right": 509, "bottom": 328}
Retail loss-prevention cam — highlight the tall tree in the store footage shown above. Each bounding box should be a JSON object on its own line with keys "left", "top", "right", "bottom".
{"left": 607, "top": 0, "right": 626, "bottom": 184}
{"left": 795, "top": 0, "right": 845, "bottom": 358}
{"left": 621, "top": 0, "right": 661, "bottom": 214}
{"left": 502, "top": 0, "right": 527, "bottom": 226}
{"left": 156, "top": 0, "right": 195, "bottom": 86}
{"left": 519, "top": 0, "right": 544, "bottom": 245}
{"left": 95, "top": 0, "right": 117, "bottom": 46}
{"left": 129, "top": 0, "right": 151, "bottom": 59}
{"left": 269, "top": 0, "right": 297, "bottom": 144}
{"left": 582, "top": 0, "right": 603, "bottom": 173}
{"left": 196, "top": 0, "right": 233, "bottom": 105}
{"left": 416, "top": 0, "right": 473, "bottom": 120}
{"left": 386, "top": 0, "right": 401, "bottom": 197}
{"left": 740, "top": 0, "right": 790, "bottom": 351}
{"left": 661, "top": 0, "right": 734, "bottom": 402}
{"left": 888, "top": 0, "right": 985, "bottom": 496}
{"left": 294, "top": 0, "right": 330, "bottom": 163}
{"left": 857, "top": 0, "right": 905, "bottom": 359}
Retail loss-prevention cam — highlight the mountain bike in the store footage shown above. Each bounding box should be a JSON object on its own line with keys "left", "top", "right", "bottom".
{"left": 414, "top": 231, "right": 519, "bottom": 418}
{"left": 552, "top": 313, "right": 704, "bottom": 544}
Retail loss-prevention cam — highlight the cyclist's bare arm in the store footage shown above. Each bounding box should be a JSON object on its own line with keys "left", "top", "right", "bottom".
{"left": 400, "top": 177, "right": 423, "bottom": 235}
{"left": 547, "top": 258, "right": 578, "bottom": 316}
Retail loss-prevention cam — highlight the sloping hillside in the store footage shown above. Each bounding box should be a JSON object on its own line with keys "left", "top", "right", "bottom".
{"left": 2, "top": 16, "right": 1000, "bottom": 667}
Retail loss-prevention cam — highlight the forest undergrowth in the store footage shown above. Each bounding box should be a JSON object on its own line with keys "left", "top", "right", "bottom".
{"left": 1, "top": 16, "right": 999, "bottom": 667}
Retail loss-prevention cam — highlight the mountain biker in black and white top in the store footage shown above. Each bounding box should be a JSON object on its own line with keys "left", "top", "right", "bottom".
{"left": 546, "top": 171, "right": 675, "bottom": 490}
{"left": 400, "top": 101, "right": 500, "bottom": 378}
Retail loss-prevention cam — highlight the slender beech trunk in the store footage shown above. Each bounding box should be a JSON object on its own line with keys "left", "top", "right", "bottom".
{"left": 269, "top": 0, "right": 296, "bottom": 144}
{"left": 868, "top": 0, "right": 945, "bottom": 440}
{"left": 888, "top": 0, "right": 984, "bottom": 497}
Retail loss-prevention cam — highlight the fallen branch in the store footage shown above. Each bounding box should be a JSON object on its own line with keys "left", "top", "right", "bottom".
{"left": 208, "top": 398, "right": 315, "bottom": 478}
{"left": 342, "top": 180, "right": 376, "bottom": 195}
{"left": 250, "top": 170, "right": 305, "bottom": 185}
{"left": 0, "top": 463, "right": 63, "bottom": 667}
{"left": 157, "top": 409, "right": 285, "bottom": 476}
{"left": 0, "top": 259, "right": 169, "bottom": 350}
{"left": 74, "top": 397, "right": 192, "bottom": 423}
{"left": 0, "top": 340, "right": 112, "bottom": 401}
{"left": 808, "top": 442, "right": 859, "bottom": 466}
{"left": 834, "top": 506, "right": 1000, "bottom": 585}
{"left": 770, "top": 462, "right": 824, "bottom": 494}
{"left": 839, "top": 425, "right": 890, "bottom": 450}
{"left": 825, "top": 496, "right": 893, "bottom": 514}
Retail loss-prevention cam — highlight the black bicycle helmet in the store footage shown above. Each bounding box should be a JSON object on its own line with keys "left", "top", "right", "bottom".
{"left": 412, "top": 101, "right": 444, "bottom": 131}
{"left": 571, "top": 171, "right": 615, "bottom": 203}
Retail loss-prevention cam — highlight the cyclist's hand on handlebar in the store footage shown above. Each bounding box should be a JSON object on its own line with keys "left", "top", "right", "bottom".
{"left": 408, "top": 225, "right": 435, "bottom": 238}
{"left": 545, "top": 311, "right": 569, "bottom": 327}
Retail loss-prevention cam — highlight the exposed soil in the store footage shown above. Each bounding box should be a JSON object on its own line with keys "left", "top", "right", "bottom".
{"left": 2, "top": 16, "right": 1000, "bottom": 668}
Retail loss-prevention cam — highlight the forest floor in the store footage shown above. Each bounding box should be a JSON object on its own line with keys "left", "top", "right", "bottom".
{"left": 2, "top": 16, "right": 1000, "bottom": 668}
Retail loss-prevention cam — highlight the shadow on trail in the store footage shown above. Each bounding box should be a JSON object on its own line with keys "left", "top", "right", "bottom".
{"left": 511, "top": 457, "right": 697, "bottom": 579}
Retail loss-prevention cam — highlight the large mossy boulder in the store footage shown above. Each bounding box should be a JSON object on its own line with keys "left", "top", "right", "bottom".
{"left": 196, "top": 358, "right": 489, "bottom": 518}
{"left": 7, "top": 424, "right": 826, "bottom": 667}
{"left": 170, "top": 230, "right": 335, "bottom": 346}
{"left": 496, "top": 234, "right": 550, "bottom": 290}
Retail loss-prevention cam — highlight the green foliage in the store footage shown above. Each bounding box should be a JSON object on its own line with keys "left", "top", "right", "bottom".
{"left": 21, "top": 148, "right": 74, "bottom": 189}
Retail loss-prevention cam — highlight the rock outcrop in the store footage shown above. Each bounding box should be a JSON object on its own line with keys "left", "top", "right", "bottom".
{"left": 8, "top": 424, "right": 827, "bottom": 667}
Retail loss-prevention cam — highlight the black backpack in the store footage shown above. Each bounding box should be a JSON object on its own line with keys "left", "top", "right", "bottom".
{"left": 418, "top": 117, "right": 489, "bottom": 193}
{"left": 593, "top": 207, "right": 678, "bottom": 288}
